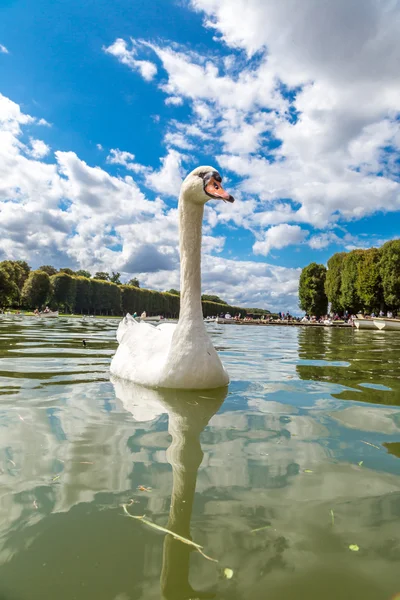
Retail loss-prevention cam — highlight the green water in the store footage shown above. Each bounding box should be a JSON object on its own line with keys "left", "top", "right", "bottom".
{"left": 1, "top": 317, "right": 400, "bottom": 600}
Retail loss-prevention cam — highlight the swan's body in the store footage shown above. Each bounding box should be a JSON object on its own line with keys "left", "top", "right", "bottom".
{"left": 110, "top": 166, "right": 234, "bottom": 389}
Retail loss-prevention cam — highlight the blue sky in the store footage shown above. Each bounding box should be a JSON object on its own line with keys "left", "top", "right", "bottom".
{"left": 0, "top": 0, "right": 399, "bottom": 312}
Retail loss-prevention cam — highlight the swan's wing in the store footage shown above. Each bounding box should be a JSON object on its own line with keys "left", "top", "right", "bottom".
{"left": 111, "top": 315, "right": 177, "bottom": 385}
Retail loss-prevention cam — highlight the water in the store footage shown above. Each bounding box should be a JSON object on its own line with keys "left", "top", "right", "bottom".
{"left": 1, "top": 317, "right": 400, "bottom": 600}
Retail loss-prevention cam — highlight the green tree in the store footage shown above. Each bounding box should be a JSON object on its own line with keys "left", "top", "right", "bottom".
{"left": 94, "top": 272, "right": 110, "bottom": 281}
{"left": 356, "top": 247, "right": 382, "bottom": 313}
{"left": 127, "top": 277, "right": 140, "bottom": 287}
{"left": 0, "top": 265, "right": 19, "bottom": 307}
{"left": 201, "top": 294, "right": 227, "bottom": 304}
{"left": 21, "top": 270, "right": 51, "bottom": 308}
{"left": 74, "top": 276, "right": 92, "bottom": 314}
{"left": 75, "top": 269, "right": 91, "bottom": 279}
{"left": 50, "top": 273, "right": 77, "bottom": 312}
{"left": 325, "top": 252, "right": 346, "bottom": 312}
{"left": 379, "top": 239, "right": 400, "bottom": 309}
{"left": 39, "top": 265, "right": 58, "bottom": 276}
{"left": 340, "top": 250, "right": 364, "bottom": 313}
{"left": 166, "top": 288, "right": 180, "bottom": 296}
{"left": 59, "top": 268, "right": 75, "bottom": 276}
{"left": 0, "top": 261, "right": 26, "bottom": 304}
{"left": 110, "top": 271, "right": 121, "bottom": 284}
{"left": 299, "top": 263, "right": 328, "bottom": 317}
{"left": 13, "top": 260, "right": 30, "bottom": 288}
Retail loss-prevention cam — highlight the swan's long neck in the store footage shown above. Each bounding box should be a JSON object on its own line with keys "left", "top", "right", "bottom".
{"left": 178, "top": 196, "right": 204, "bottom": 324}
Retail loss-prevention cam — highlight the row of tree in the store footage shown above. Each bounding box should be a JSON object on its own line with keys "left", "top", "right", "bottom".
{"left": 299, "top": 239, "right": 400, "bottom": 317}
{"left": 29, "top": 265, "right": 140, "bottom": 287}
{"left": 0, "top": 260, "right": 250, "bottom": 317}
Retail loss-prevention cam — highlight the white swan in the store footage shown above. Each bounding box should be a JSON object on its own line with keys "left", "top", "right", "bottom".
{"left": 110, "top": 166, "right": 235, "bottom": 389}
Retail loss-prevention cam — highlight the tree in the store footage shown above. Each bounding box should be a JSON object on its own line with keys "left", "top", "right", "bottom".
{"left": 0, "top": 265, "right": 18, "bottom": 307}
{"left": 166, "top": 288, "right": 180, "bottom": 296}
{"left": 340, "top": 250, "right": 364, "bottom": 313}
{"left": 59, "top": 268, "right": 75, "bottom": 276}
{"left": 94, "top": 272, "right": 110, "bottom": 281}
{"left": 379, "top": 239, "right": 400, "bottom": 309}
{"left": 127, "top": 277, "right": 140, "bottom": 287}
{"left": 201, "top": 294, "right": 227, "bottom": 304}
{"left": 14, "top": 260, "right": 31, "bottom": 288}
{"left": 325, "top": 252, "right": 346, "bottom": 312}
{"left": 356, "top": 247, "right": 382, "bottom": 313}
{"left": 21, "top": 270, "right": 51, "bottom": 308}
{"left": 0, "top": 260, "right": 26, "bottom": 304}
{"left": 50, "top": 273, "right": 77, "bottom": 312}
{"left": 299, "top": 263, "right": 327, "bottom": 317}
{"left": 75, "top": 269, "right": 91, "bottom": 279}
{"left": 39, "top": 265, "right": 58, "bottom": 276}
{"left": 74, "top": 276, "right": 92, "bottom": 314}
{"left": 110, "top": 271, "right": 121, "bottom": 285}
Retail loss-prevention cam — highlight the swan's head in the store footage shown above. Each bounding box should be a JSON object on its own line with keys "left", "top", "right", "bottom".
{"left": 180, "top": 165, "right": 235, "bottom": 205}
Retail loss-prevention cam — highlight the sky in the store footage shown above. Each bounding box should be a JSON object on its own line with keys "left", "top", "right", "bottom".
{"left": 0, "top": 0, "right": 399, "bottom": 313}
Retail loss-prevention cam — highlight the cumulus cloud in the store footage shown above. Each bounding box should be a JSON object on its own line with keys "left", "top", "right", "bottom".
{"left": 165, "top": 96, "right": 184, "bottom": 106}
{"left": 0, "top": 92, "right": 305, "bottom": 311}
{"left": 253, "top": 224, "right": 308, "bottom": 256}
{"left": 144, "top": 149, "right": 184, "bottom": 197}
{"left": 0, "top": 44, "right": 9, "bottom": 54}
{"left": 120, "top": 244, "right": 175, "bottom": 273}
{"left": 27, "top": 138, "right": 50, "bottom": 159}
{"left": 106, "top": 1, "right": 400, "bottom": 236}
{"left": 7, "top": 0, "right": 400, "bottom": 313}
{"left": 103, "top": 38, "right": 157, "bottom": 81}
{"left": 164, "top": 131, "right": 194, "bottom": 150}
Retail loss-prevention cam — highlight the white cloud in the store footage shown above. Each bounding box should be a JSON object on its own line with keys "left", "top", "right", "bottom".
{"left": 0, "top": 44, "right": 9, "bottom": 54}
{"left": 165, "top": 96, "right": 183, "bottom": 106}
{"left": 37, "top": 118, "right": 51, "bottom": 127}
{"left": 7, "top": 0, "right": 400, "bottom": 314}
{"left": 106, "top": 148, "right": 149, "bottom": 174}
{"left": 96, "top": 143, "right": 103, "bottom": 151}
{"left": 105, "top": 2, "right": 400, "bottom": 235}
{"left": 144, "top": 149, "right": 184, "bottom": 197}
{"left": 27, "top": 138, "right": 50, "bottom": 159}
{"left": 145, "top": 41, "right": 284, "bottom": 113}
{"left": 0, "top": 92, "right": 304, "bottom": 312}
{"left": 253, "top": 224, "right": 308, "bottom": 256}
{"left": 103, "top": 38, "right": 157, "bottom": 81}
{"left": 107, "top": 148, "right": 135, "bottom": 166}
{"left": 307, "top": 232, "right": 341, "bottom": 250}
{"left": 164, "top": 131, "right": 194, "bottom": 150}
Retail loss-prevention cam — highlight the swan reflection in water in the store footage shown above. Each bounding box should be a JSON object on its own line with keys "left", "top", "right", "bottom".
{"left": 112, "top": 378, "right": 227, "bottom": 600}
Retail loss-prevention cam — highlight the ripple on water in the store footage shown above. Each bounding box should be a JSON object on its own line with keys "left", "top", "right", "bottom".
{"left": 0, "top": 317, "right": 399, "bottom": 599}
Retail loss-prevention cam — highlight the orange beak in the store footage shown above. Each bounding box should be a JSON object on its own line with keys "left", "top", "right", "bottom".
{"left": 205, "top": 177, "right": 235, "bottom": 202}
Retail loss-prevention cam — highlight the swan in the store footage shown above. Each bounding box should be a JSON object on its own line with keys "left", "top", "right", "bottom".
{"left": 110, "top": 166, "right": 234, "bottom": 389}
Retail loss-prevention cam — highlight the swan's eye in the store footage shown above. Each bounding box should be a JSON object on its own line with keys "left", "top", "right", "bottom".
{"left": 214, "top": 183, "right": 219, "bottom": 189}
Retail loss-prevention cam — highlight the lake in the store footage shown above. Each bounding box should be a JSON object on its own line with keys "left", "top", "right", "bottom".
{"left": 1, "top": 316, "right": 400, "bottom": 600}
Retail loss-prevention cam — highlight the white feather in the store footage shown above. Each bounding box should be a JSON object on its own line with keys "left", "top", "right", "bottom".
{"left": 110, "top": 166, "right": 231, "bottom": 390}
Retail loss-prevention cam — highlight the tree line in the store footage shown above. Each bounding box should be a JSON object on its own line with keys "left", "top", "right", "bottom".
{"left": 0, "top": 261, "right": 254, "bottom": 317}
{"left": 298, "top": 239, "right": 400, "bottom": 317}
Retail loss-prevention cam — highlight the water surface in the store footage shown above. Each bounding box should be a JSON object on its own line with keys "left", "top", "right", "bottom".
{"left": 1, "top": 317, "right": 400, "bottom": 600}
